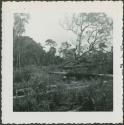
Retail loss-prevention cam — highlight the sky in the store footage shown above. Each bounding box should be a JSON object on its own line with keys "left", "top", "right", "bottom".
{"left": 19, "top": 2, "right": 116, "bottom": 53}
{"left": 24, "top": 11, "right": 113, "bottom": 53}
{"left": 24, "top": 12, "right": 76, "bottom": 51}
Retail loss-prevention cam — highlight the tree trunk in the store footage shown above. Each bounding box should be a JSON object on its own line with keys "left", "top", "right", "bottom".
{"left": 77, "top": 34, "right": 82, "bottom": 58}
{"left": 18, "top": 52, "right": 20, "bottom": 68}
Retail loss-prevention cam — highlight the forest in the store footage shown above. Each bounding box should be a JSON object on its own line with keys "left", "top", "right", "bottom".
{"left": 13, "top": 13, "right": 113, "bottom": 111}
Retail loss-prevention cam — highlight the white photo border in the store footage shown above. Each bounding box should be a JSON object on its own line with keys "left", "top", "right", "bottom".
{"left": 2, "top": 1, "right": 123, "bottom": 124}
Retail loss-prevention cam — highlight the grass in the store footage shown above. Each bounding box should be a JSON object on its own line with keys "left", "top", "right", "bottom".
{"left": 13, "top": 65, "right": 113, "bottom": 111}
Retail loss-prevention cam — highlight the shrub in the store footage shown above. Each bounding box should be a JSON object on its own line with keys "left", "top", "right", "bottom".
{"left": 13, "top": 96, "right": 38, "bottom": 111}
{"left": 13, "top": 65, "right": 38, "bottom": 83}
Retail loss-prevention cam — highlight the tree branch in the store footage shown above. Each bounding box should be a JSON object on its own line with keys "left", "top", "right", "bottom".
{"left": 89, "top": 30, "right": 98, "bottom": 49}
{"left": 81, "top": 24, "right": 90, "bottom": 33}
{"left": 59, "top": 19, "right": 78, "bottom": 35}
{"left": 87, "top": 30, "right": 97, "bottom": 45}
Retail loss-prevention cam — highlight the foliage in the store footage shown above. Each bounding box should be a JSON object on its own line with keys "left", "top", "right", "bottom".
{"left": 45, "top": 39, "right": 57, "bottom": 48}
{"left": 13, "top": 12, "right": 113, "bottom": 112}
{"left": 13, "top": 13, "right": 30, "bottom": 37}
{"left": 13, "top": 36, "right": 63, "bottom": 67}
{"left": 59, "top": 41, "right": 76, "bottom": 61}
{"left": 13, "top": 71, "right": 113, "bottom": 111}
{"left": 60, "top": 13, "right": 113, "bottom": 59}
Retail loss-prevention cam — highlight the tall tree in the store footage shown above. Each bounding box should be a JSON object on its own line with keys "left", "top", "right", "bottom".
{"left": 13, "top": 13, "right": 30, "bottom": 68}
{"left": 13, "top": 36, "right": 46, "bottom": 67}
{"left": 13, "top": 13, "right": 30, "bottom": 38}
{"left": 45, "top": 39, "right": 57, "bottom": 48}
{"left": 60, "top": 13, "right": 113, "bottom": 62}
{"left": 45, "top": 39, "right": 57, "bottom": 65}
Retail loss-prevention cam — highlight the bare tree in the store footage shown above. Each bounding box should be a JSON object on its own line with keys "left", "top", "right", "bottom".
{"left": 60, "top": 13, "right": 113, "bottom": 63}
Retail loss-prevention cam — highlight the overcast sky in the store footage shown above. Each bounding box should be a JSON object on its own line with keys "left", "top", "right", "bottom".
{"left": 23, "top": 11, "right": 113, "bottom": 53}
{"left": 24, "top": 12, "right": 76, "bottom": 50}
{"left": 20, "top": 2, "right": 115, "bottom": 53}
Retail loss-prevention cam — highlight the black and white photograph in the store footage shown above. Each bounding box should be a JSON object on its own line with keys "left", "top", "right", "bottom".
{"left": 2, "top": 1, "right": 123, "bottom": 124}
{"left": 13, "top": 12, "right": 113, "bottom": 112}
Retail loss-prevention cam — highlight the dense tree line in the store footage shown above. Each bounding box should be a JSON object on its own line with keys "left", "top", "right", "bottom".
{"left": 13, "top": 36, "right": 63, "bottom": 67}
{"left": 13, "top": 13, "right": 113, "bottom": 74}
{"left": 13, "top": 13, "right": 63, "bottom": 68}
